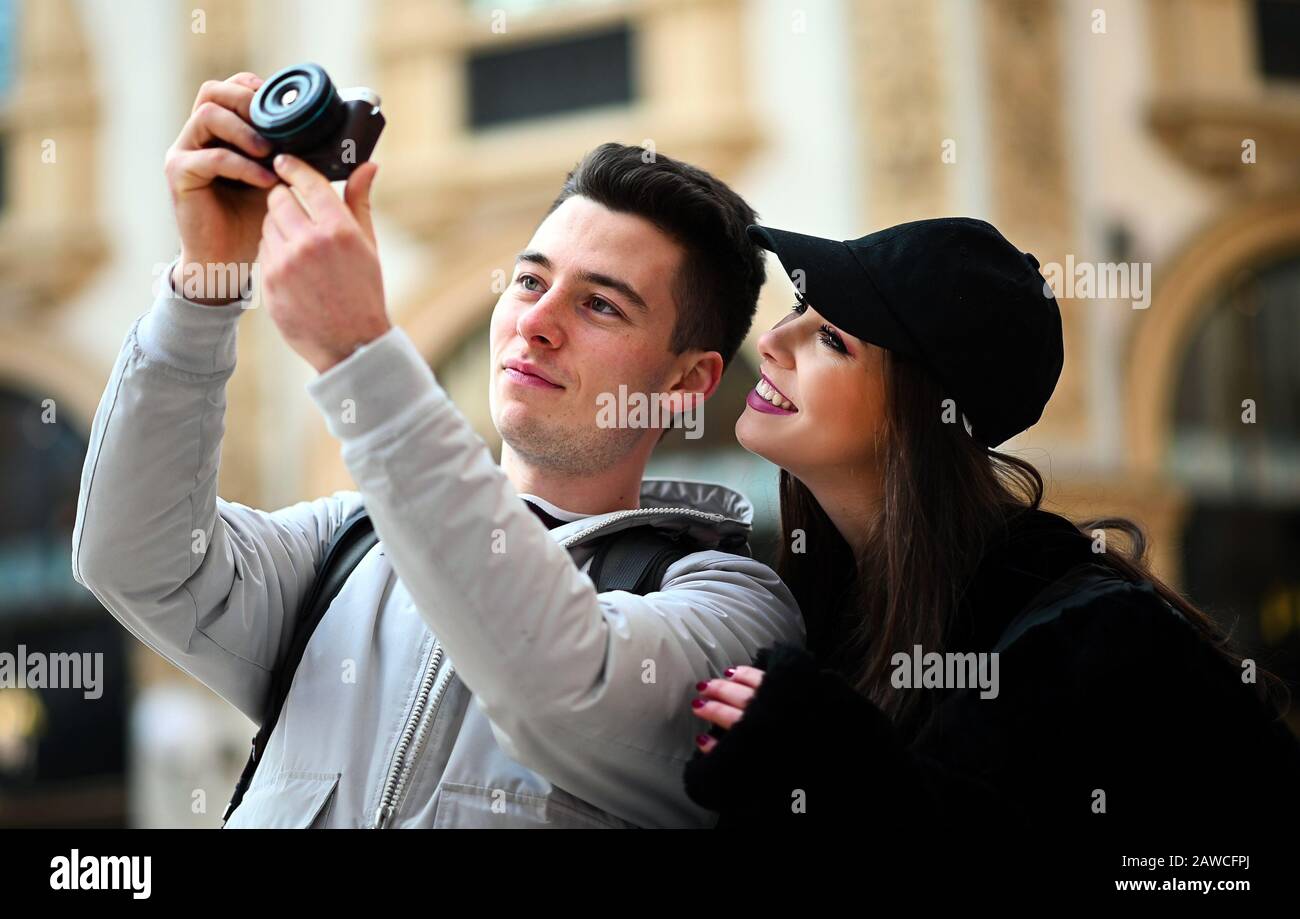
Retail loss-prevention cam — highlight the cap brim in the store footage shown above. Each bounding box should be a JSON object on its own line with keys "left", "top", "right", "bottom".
{"left": 746, "top": 224, "right": 782, "bottom": 253}
{"left": 746, "top": 224, "right": 919, "bottom": 358}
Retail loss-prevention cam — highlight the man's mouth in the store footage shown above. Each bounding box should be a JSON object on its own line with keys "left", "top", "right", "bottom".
{"left": 503, "top": 358, "right": 564, "bottom": 390}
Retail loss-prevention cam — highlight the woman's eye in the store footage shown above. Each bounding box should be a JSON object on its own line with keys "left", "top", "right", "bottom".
{"left": 818, "top": 324, "right": 847, "bottom": 354}
{"left": 790, "top": 299, "right": 807, "bottom": 316}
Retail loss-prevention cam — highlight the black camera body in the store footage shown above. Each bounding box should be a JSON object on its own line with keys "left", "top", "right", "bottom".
{"left": 218, "top": 62, "right": 385, "bottom": 182}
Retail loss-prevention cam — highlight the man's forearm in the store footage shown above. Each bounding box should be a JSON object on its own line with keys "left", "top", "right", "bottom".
{"left": 71, "top": 263, "right": 344, "bottom": 720}
{"left": 74, "top": 261, "right": 247, "bottom": 591}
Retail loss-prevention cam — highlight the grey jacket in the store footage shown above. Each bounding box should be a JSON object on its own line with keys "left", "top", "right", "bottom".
{"left": 71, "top": 269, "right": 804, "bottom": 828}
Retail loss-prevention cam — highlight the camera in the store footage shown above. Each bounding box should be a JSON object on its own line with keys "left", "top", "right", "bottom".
{"left": 213, "top": 62, "right": 385, "bottom": 182}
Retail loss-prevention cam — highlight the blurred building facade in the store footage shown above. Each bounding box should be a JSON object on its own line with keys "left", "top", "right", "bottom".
{"left": 0, "top": 0, "right": 1297, "bottom": 826}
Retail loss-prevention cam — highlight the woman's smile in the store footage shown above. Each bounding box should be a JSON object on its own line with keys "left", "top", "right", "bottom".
{"left": 745, "top": 373, "right": 798, "bottom": 415}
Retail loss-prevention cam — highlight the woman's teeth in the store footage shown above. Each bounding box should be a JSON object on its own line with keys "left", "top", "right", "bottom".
{"left": 756, "top": 379, "right": 795, "bottom": 410}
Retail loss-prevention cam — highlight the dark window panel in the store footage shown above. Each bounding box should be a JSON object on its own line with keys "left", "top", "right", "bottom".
{"left": 466, "top": 24, "right": 635, "bottom": 129}
{"left": 1254, "top": 0, "right": 1300, "bottom": 81}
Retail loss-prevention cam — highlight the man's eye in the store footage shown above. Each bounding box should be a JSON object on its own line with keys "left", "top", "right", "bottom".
{"left": 590, "top": 298, "right": 620, "bottom": 317}
{"left": 518, "top": 274, "right": 542, "bottom": 291}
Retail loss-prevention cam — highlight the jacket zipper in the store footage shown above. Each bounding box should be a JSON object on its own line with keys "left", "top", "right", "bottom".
{"left": 373, "top": 639, "right": 448, "bottom": 828}
{"left": 379, "top": 647, "right": 457, "bottom": 828}
{"left": 370, "top": 505, "right": 729, "bottom": 828}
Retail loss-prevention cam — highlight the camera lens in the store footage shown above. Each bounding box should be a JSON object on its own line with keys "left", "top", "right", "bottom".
{"left": 250, "top": 62, "right": 344, "bottom": 151}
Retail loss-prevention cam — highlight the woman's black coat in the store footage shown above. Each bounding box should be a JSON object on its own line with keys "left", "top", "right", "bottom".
{"left": 682, "top": 508, "right": 1300, "bottom": 831}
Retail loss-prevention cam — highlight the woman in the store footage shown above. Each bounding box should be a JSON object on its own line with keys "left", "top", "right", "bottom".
{"left": 683, "top": 218, "right": 1300, "bottom": 831}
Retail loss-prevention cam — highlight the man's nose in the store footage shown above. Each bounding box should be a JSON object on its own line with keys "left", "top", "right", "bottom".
{"left": 516, "top": 289, "right": 566, "bottom": 348}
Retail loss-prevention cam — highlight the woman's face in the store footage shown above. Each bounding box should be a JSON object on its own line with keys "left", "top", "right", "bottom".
{"left": 735, "top": 298, "right": 889, "bottom": 479}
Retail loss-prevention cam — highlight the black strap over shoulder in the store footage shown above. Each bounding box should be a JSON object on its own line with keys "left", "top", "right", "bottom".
{"left": 586, "top": 524, "right": 749, "bottom": 595}
{"left": 223, "top": 505, "right": 377, "bottom": 823}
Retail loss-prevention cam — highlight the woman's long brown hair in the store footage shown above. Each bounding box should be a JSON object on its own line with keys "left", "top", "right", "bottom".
{"left": 775, "top": 349, "right": 1288, "bottom": 733}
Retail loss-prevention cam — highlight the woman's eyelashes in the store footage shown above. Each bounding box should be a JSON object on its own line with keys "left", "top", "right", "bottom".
{"left": 788, "top": 300, "right": 849, "bottom": 355}
{"left": 818, "top": 324, "right": 848, "bottom": 354}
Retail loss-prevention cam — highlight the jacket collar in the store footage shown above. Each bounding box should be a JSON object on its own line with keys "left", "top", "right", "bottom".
{"left": 520, "top": 478, "right": 755, "bottom": 552}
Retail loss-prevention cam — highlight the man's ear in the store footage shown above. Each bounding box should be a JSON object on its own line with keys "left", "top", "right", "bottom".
{"left": 667, "top": 350, "right": 724, "bottom": 411}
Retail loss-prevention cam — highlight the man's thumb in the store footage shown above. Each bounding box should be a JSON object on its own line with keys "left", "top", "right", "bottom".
{"left": 345, "top": 161, "right": 378, "bottom": 244}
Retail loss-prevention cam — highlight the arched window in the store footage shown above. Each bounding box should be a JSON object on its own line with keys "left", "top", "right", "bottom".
{"left": 1170, "top": 254, "right": 1300, "bottom": 493}
{"left": 1170, "top": 253, "right": 1300, "bottom": 703}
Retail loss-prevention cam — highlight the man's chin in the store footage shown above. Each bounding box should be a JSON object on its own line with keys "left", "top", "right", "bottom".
{"left": 492, "top": 391, "right": 538, "bottom": 431}
{"left": 495, "top": 409, "right": 567, "bottom": 456}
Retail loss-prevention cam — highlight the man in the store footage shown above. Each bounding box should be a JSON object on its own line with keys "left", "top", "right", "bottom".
{"left": 72, "top": 71, "right": 802, "bottom": 827}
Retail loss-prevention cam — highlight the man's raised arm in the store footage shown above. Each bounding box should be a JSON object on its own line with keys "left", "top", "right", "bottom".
{"left": 71, "top": 261, "right": 362, "bottom": 722}
{"left": 72, "top": 71, "right": 362, "bottom": 722}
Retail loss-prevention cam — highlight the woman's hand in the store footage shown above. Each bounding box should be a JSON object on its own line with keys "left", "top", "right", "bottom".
{"left": 690, "top": 666, "right": 765, "bottom": 753}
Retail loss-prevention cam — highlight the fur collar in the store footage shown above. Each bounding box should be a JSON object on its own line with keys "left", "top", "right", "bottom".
{"left": 949, "top": 505, "right": 1101, "bottom": 654}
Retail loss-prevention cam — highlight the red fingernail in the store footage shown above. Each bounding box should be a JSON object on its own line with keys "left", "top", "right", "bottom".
{"left": 695, "top": 734, "right": 710, "bottom": 746}
{"left": 691, "top": 698, "right": 706, "bottom": 709}
{"left": 724, "top": 667, "right": 736, "bottom": 677}
{"left": 695, "top": 681, "right": 709, "bottom": 691}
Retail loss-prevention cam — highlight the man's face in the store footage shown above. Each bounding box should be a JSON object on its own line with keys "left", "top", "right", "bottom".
{"left": 489, "top": 195, "right": 686, "bottom": 474}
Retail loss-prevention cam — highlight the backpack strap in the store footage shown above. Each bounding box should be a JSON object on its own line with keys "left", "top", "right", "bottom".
{"left": 223, "top": 505, "right": 377, "bottom": 823}
{"left": 586, "top": 525, "right": 748, "bottom": 596}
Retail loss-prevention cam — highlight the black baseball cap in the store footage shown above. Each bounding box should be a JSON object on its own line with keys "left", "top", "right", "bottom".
{"left": 746, "top": 217, "right": 1062, "bottom": 448}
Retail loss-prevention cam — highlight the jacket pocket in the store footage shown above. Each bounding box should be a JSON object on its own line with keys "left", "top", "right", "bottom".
{"left": 224, "top": 771, "right": 341, "bottom": 829}
{"left": 432, "top": 782, "right": 633, "bottom": 829}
